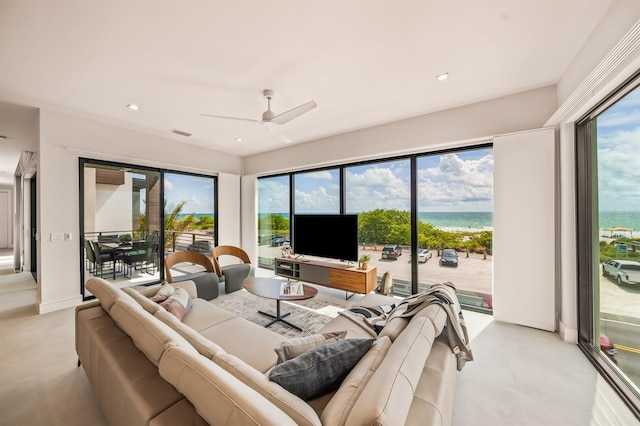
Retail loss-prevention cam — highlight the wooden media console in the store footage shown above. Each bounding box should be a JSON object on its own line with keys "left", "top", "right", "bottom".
{"left": 274, "top": 257, "right": 377, "bottom": 296}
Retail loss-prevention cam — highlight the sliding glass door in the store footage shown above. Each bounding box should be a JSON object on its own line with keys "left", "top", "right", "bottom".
{"left": 80, "top": 159, "right": 216, "bottom": 298}
{"left": 577, "top": 75, "right": 640, "bottom": 413}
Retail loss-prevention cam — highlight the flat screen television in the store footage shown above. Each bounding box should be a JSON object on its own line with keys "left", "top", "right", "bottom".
{"left": 293, "top": 214, "right": 358, "bottom": 262}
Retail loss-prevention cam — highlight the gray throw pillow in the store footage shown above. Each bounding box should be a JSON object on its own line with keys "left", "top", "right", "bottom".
{"left": 269, "top": 338, "right": 374, "bottom": 401}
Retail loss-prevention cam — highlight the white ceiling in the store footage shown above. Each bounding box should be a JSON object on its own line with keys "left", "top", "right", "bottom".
{"left": 0, "top": 0, "right": 614, "bottom": 185}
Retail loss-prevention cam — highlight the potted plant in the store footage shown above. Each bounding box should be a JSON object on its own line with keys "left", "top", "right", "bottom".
{"left": 359, "top": 254, "right": 371, "bottom": 270}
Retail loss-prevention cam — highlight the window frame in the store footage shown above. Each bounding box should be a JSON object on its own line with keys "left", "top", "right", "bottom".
{"left": 257, "top": 142, "right": 493, "bottom": 309}
{"left": 575, "top": 70, "right": 640, "bottom": 419}
{"left": 79, "top": 158, "right": 218, "bottom": 300}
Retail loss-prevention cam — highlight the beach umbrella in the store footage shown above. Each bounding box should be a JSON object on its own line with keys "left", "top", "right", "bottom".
{"left": 608, "top": 226, "right": 632, "bottom": 237}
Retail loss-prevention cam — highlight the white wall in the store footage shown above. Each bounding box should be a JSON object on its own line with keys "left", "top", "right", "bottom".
{"left": 244, "top": 86, "right": 557, "bottom": 176}
{"left": 217, "top": 172, "right": 241, "bottom": 249}
{"left": 37, "top": 109, "right": 243, "bottom": 313}
{"left": 95, "top": 179, "right": 133, "bottom": 233}
{"left": 493, "top": 128, "right": 556, "bottom": 331}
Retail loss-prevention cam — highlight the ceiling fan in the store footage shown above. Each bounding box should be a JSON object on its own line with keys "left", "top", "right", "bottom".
{"left": 200, "top": 89, "right": 317, "bottom": 127}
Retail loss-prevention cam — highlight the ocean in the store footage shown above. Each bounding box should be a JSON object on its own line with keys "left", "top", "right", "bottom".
{"left": 258, "top": 212, "right": 494, "bottom": 229}
{"left": 598, "top": 211, "right": 640, "bottom": 231}
{"left": 183, "top": 210, "right": 640, "bottom": 232}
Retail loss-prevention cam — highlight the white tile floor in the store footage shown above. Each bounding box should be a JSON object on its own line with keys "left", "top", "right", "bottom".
{"left": 454, "top": 310, "right": 638, "bottom": 425}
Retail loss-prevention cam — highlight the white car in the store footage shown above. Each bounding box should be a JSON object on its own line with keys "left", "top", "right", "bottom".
{"left": 417, "top": 248, "right": 432, "bottom": 263}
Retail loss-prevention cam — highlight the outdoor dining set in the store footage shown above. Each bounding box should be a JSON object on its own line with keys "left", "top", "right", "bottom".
{"left": 84, "top": 231, "right": 159, "bottom": 280}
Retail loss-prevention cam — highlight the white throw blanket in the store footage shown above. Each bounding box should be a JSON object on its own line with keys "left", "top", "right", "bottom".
{"left": 339, "top": 282, "right": 474, "bottom": 370}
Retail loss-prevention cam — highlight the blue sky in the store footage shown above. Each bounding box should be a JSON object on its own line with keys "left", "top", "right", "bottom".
{"left": 164, "top": 173, "right": 215, "bottom": 214}
{"left": 259, "top": 147, "right": 494, "bottom": 213}
{"left": 597, "top": 85, "right": 640, "bottom": 212}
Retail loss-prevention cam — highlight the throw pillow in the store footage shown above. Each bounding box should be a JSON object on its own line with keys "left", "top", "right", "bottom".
{"left": 150, "top": 283, "right": 175, "bottom": 303}
{"left": 275, "top": 331, "right": 347, "bottom": 364}
{"left": 269, "top": 338, "right": 374, "bottom": 401}
{"left": 159, "top": 287, "right": 192, "bottom": 321}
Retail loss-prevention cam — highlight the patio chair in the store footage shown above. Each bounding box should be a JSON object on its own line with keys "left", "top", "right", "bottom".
{"left": 90, "top": 240, "right": 118, "bottom": 278}
{"left": 165, "top": 251, "right": 219, "bottom": 300}
{"left": 211, "top": 245, "right": 253, "bottom": 294}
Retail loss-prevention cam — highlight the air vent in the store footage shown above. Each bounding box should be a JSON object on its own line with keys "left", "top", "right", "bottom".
{"left": 170, "top": 129, "right": 192, "bottom": 137}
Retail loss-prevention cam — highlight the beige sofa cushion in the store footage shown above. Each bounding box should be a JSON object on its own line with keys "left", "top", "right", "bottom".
{"left": 181, "top": 298, "right": 238, "bottom": 331}
{"left": 155, "top": 309, "right": 226, "bottom": 359}
{"left": 320, "top": 336, "right": 392, "bottom": 426}
{"left": 405, "top": 336, "right": 457, "bottom": 426}
{"left": 86, "top": 277, "right": 123, "bottom": 313}
{"left": 213, "top": 352, "right": 322, "bottom": 426}
{"left": 199, "top": 316, "right": 286, "bottom": 373}
{"left": 123, "top": 286, "right": 163, "bottom": 314}
{"left": 159, "top": 346, "right": 298, "bottom": 426}
{"left": 110, "top": 296, "right": 196, "bottom": 367}
{"left": 344, "top": 316, "right": 437, "bottom": 425}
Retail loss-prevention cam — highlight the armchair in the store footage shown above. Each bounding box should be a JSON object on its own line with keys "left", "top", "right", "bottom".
{"left": 165, "top": 251, "right": 219, "bottom": 300}
{"left": 211, "top": 245, "right": 253, "bottom": 294}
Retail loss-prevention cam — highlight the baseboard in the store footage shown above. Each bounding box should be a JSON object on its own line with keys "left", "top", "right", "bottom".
{"left": 38, "top": 295, "right": 83, "bottom": 314}
{"left": 559, "top": 320, "right": 578, "bottom": 344}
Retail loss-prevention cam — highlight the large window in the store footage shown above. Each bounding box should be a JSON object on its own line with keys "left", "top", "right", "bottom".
{"left": 577, "top": 76, "right": 640, "bottom": 414}
{"left": 257, "top": 175, "right": 290, "bottom": 268}
{"left": 417, "top": 149, "right": 493, "bottom": 308}
{"left": 257, "top": 145, "right": 493, "bottom": 308}
{"left": 80, "top": 159, "right": 216, "bottom": 298}
{"left": 345, "top": 159, "right": 412, "bottom": 294}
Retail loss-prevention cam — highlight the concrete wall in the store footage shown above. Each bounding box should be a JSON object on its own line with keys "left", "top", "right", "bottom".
{"left": 36, "top": 109, "right": 243, "bottom": 313}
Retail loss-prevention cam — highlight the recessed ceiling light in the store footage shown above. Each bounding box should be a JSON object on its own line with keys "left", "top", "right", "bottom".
{"left": 436, "top": 73, "right": 449, "bottom": 81}
{"left": 0, "top": 135, "right": 6, "bottom": 141}
{"left": 235, "top": 138, "right": 243, "bottom": 142}
{"left": 126, "top": 104, "right": 140, "bottom": 111}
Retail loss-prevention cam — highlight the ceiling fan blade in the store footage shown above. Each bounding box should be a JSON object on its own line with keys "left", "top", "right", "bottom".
{"left": 269, "top": 100, "right": 317, "bottom": 125}
{"left": 199, "top": 113, "right": 260, "bottom": 124}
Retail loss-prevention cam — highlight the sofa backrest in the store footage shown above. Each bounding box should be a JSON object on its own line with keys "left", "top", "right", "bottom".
{"left": 159, "top": 345, "right": 298, "bottom": 426}
{"left": 213, "top": 352, "right": 322, "bottom": 426}
{"left": 320, "top": 336, "right": 392, "bottom": 426}
{"left": 87, "top": 277, "right": 197, "bottom": 367}
{"left": 110, "top": 295, "right": 198, "bottom": 367}
{"left": 343, "top": 316, "right": 438, "bottom": 425}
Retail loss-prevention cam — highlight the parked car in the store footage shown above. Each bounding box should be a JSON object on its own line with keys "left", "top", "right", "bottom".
{"left": 186, "top": 240, "right": 212, "bottom": 254}
{"left": 271, "top": 237, "right": 287, "bottom": 247}
{"left": 602, "top": 259, "right": 640, "bottom": 286}
{"left": 382, "top": 244, "right": 402, "bottom": 260}
{"left": 417, "top": 248, "right": 432, "bottom": 263}
{"left": 600, "top": 333, "right": 618, "bottom": 364}
{"left": 439, "top": 249, "right": 459, "bottom": 267}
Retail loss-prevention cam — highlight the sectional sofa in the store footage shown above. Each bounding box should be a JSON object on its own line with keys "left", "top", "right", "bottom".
{"left": 76, "top": 277, "right": 461, "bottom": 425}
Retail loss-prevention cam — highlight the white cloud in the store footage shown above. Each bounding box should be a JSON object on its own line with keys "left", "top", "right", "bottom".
{"left": 417, "top": 153, "right": 493, "bottom": 210}
{"left": 164, "top": 179, "right": 174, "bottom": 191}
{"left": 345, "top": 167, "right": 411, "bottom": 212}
{"left": 295, "top": 186, "right": 339, "bottom": 212}
{"left": 597, "top": 127, "right": 640, "bottom": 210}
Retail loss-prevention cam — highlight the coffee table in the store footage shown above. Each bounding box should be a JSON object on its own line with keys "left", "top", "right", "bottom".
{"left": 243, "top": 277, "right": 318, "bottom": 331}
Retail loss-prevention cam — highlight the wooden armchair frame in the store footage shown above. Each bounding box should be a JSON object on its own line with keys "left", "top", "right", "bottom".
{"left": 164, "top": 251, "right": 216, "bottom": 284}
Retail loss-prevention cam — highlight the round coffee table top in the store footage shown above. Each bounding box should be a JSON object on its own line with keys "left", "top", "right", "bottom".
{"left": 244, "top": 277, "right": 317, "bottom": 301}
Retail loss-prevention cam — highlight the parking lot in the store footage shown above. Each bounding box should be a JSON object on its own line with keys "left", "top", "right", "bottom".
{"left": 258, "top": 245, "right": 493, "bottom": 296}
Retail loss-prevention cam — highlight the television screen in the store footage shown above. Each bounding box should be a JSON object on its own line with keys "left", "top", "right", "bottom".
{"left": 293, "top": 214, "right": 358, "bottom": 262}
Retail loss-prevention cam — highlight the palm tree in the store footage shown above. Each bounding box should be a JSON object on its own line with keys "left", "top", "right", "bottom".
{"left": 164, "top": 200, "right": 195, "bottom": 248}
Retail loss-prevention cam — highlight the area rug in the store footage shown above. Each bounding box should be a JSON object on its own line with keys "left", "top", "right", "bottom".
{"left": 210, "top": 289, "right": 348, "bottom": 338}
